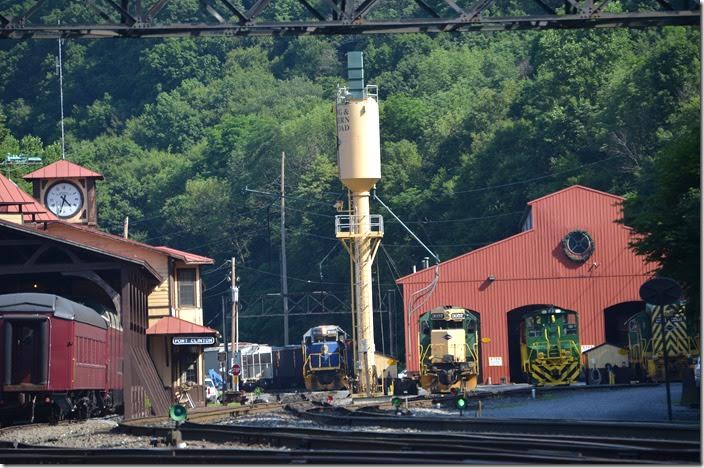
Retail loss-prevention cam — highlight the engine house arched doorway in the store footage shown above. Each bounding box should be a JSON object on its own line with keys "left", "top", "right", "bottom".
{"left": 603, "top": 301, "right": 645, "bottom": 348}
{"left": 507, "top": 304, "right": 579, "bottom": 383}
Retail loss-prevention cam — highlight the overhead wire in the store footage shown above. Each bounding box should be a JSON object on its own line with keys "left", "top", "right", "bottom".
{"left": 452, "top": 155, "right": 621, "bottom": 194}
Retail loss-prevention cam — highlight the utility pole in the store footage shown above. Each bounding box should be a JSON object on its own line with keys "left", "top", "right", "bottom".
{"left": 280, "top": 151, "right": 290, "bottom": 345}
{"left": 387, "top": 289, "right": 395, "bottom": 358}
{"left": 230, "top": 256, "right": 239, "bottom": 391}
{"left": 221, "top": 295, "right": 228, "bottom": 390}
{"left": 123, "top": 216, "right": 129, "bottom": 239}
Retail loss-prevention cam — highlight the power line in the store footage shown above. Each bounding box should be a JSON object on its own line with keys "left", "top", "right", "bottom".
{"left": 452, "top": 156, "right": 621, "bottom": 195}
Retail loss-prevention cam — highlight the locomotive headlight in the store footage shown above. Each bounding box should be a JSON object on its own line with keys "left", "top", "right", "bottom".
{"left": 322, "top": 345, "right": 329, "bottom": 355}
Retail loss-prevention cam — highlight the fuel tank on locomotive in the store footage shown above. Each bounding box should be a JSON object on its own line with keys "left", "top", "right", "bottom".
{"left": 302, "top": 325, "right": 353, "bottom": 391}
{"left": 0, "top": 293, "right": 122, "bottom": 421}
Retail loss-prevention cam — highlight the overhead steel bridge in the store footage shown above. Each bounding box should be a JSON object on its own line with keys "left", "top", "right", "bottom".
{"left": 0, "top": 0, "right": 699, "bottom": 39}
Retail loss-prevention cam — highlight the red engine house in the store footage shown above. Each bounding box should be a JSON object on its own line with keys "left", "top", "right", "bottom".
{"left": 0, "top": 293, "right": 123, "bottom": 421}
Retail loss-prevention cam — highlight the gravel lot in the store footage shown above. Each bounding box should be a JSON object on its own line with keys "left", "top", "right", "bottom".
{"left": 414, "top": 384, "right": 701, "bottom": 422}
{"left": 0, "top": 416, "right": 281, "bottom": 449}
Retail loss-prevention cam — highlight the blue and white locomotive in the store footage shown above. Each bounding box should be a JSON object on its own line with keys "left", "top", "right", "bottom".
{"left": 302, "top": 325, "right": 352, "bottom": 391}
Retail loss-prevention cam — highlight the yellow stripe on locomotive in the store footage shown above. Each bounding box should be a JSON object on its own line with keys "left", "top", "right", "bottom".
{"left": 519, "top": 307, "right": 581, "bottom": 386}
{"left": 418, "top": 306, "right": 479, "bottom": 393}
{"left": 626, "top": 303, "right": 699, "bottom": 382}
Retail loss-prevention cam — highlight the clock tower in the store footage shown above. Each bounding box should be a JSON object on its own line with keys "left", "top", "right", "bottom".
{"left": 24, "top": 160, "right": 103, "bottom": 226}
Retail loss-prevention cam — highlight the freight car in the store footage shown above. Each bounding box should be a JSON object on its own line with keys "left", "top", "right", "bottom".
{"left": 627, "top": 303, "right": 699, "bottom": 382}
{"left": 520, "top": 306, "right": 581, "bottom": 385}
{"left": 302, "top": 325, "right": 352, "bottom": 391}
{"left": 418, "top": 306, "right": 480, "bottom": 392}
{"left": 241, "top": 344, "right": 307, "bottom": 391}
{"left": 0, "top": 293, "right": 123, "bottom": 422}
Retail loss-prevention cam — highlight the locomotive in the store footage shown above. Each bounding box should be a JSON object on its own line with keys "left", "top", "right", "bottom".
{"left": 302, "top": 325, "right": 352, "bottom": 391}
{"left": 626, "top": 303, "right": 699, "bottom": 382}
{"left": 519, "top": 306, "right": 581, "bottom": 385}
{"left": 0, "top": 293, "right": 123, "bottom": 422}
{"left": 418, "top": 306, "right": 480, "bottom": 392}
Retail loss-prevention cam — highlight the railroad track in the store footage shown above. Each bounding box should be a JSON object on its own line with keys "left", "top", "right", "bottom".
{"left": 0, "top": 444, "right": 640, "bottom": 464}
{"left": 292, "top": 405, "right": 700, "bottom": 442}
{"left": 112, "top": 404, "right": 701, "bottom": 463}
{"left": 124, "top": 402, "right": 283, "bottom": 426}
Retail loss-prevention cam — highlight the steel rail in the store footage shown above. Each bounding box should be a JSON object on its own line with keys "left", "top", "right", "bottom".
{"left": 115, "top": 421, "right": 700, "bottom": 463}
{"left": 0, "top": 444, "right": 642, "bottom": 463}
{"left": 288, "top": 405, "right": 700, "bottom": 442}
{"left": 171, "top": 421, "right": 698, "bottom": 462}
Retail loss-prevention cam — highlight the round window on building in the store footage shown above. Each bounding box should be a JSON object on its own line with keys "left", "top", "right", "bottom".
{"left": 562, "top": 230, "right": 594, "bottom": 262}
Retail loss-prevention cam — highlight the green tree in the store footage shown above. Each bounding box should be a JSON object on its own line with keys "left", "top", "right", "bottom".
{"left": 621, "top": 122, "right": 700, "bottom": 329}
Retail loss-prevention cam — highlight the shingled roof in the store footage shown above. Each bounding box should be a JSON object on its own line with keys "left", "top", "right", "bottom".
{"left": 0, "top": 172, "right": 57, "bottom": 222}
{"left": 23, "top": 160, "right": 103, "bottom": 180}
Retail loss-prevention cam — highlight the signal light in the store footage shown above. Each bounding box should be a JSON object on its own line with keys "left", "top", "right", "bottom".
{"left": 450, "top": 387, "right": 458, "bottom": 396}
{"left": 391, "top": 397, "right": 401, "bottom": 407}
{"left": 456, "top": 396, "right": 467, "bottom": 416}
{"left": 169, "top": 404, "right": 188, "bottom": 423}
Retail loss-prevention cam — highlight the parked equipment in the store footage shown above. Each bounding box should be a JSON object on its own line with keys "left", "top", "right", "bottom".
{"left": 519, "top": 306, "right": 581, "bottom": 385}
{"left": 626, "top": 303, "right": 699, "bottom": 382}
{"left": 302, "top": 325, "right": 353, "bottom": 391}
{"left": 418, "top": 306, "right": 480, "bottom": 392}
{"left": 0, "top": 293, "right": 123, "bottom": 422}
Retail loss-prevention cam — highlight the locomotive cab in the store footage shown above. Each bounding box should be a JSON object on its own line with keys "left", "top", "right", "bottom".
{"left": 520, "top": 307, "right": 581, "bottom": 386}
{"left": 419, "top": 306, "right": 479, "bottom": 393}
{"left": 302, "top": 325, "right": 351, "bottom": 391}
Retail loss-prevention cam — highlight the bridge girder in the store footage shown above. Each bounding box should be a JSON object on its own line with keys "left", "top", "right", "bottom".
{"left": 0, "top": 0, "right": 699, "bottom": 39}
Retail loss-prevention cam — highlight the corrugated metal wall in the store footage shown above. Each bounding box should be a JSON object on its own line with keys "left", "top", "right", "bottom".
{"left": 397, "top": 186, "right": 654, "bottom": 383}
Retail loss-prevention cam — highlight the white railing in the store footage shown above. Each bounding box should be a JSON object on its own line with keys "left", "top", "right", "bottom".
{"left": 336, "top": 85, "right": 379, "bottom": 103}
{"left": 335, "top": 214, "right": 384, "bottom": 235}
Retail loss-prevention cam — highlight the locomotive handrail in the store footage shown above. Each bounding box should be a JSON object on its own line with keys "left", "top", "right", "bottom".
{"left": 303, "top": 352, "right": 343, "bottom": 373}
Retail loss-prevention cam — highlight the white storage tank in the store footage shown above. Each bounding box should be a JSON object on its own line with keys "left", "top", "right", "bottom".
{"left": 336, "top": 52, "right": 381, "bottom": 193}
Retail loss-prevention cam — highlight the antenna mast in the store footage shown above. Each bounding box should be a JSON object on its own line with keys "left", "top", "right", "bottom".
{"left": 57, "top": 34, "right": 66, "bottom": 160}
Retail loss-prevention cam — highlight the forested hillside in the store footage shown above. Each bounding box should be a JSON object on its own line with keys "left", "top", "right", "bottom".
{"left": 0, "top": 3, "right": 699, "bottom": 351}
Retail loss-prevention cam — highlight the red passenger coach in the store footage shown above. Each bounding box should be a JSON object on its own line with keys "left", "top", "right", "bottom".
{"left": 0, "top": 293, "right": 123, "bottom": 420}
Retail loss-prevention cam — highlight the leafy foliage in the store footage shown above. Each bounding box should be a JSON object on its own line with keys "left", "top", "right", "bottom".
{"left": 0, "top": 18, "right": 699, "bottom": 350}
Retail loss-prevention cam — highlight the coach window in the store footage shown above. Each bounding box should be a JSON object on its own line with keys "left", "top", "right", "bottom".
{"left": 177, "top": 268, "right": 197, "bottom": 307}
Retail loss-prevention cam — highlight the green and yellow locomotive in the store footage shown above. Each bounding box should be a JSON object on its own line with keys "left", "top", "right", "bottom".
{"left": 627, "top": 303, "right": 699, "bottom": 382}
{"left": 519, "top": 307, "right": 581, "bottom": 385}
{"left": 418, "top": 306, "right": 479, "bottom": 392}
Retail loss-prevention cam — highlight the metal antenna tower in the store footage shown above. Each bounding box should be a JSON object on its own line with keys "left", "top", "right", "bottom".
{"left": 57, "top": 33, "right": 66, "bottom": 160}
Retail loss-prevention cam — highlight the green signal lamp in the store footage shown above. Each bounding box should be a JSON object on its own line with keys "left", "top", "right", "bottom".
{"left": 169, "top": 404, "right": 188, "bottom": 423}
{"left": 391, "top": 397, "right": 401, "bottom": 408}
{"left": 456, "top": 396, "right": 467, "bottom": 416}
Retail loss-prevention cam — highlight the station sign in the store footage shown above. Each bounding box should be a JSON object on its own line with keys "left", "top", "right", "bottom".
{"left": 172, "top": 336, "right": 216, "bottom": 346}
{"left": 488, "top": 356, "right": 503, "bottom": 366}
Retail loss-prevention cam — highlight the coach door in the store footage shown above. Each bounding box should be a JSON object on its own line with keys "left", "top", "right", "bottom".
{"left": 4, "top": 319, "right": 48, "bottom": 386}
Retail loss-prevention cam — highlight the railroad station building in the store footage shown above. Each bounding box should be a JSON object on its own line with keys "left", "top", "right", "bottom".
{"left": 396, "top": 185, "right": 654, "bottom": 385}
{"left": 0, "top": 160, "right": 217, "bottom": 411}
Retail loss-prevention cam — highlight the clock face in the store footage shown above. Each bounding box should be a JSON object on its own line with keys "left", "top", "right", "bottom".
{"left": 45, "top": 181, "right": 83, "bottom": 219}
